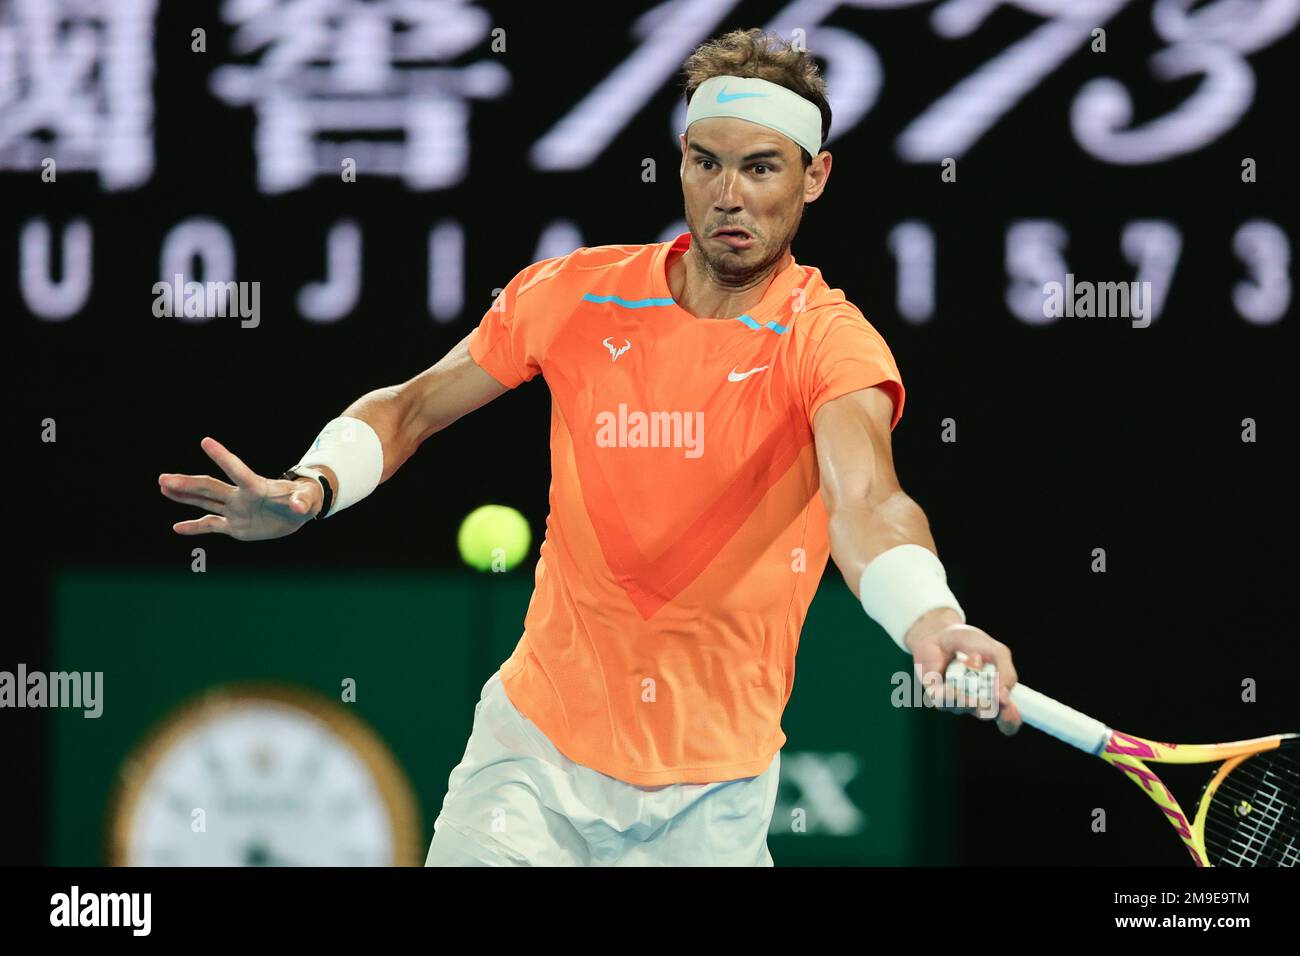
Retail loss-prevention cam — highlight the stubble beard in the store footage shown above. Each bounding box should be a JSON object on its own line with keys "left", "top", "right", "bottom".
{"left": 684, "top": 203, "right": 804, "bottom": 291}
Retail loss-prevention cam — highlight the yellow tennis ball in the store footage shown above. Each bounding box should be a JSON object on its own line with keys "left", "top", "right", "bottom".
{"left": 457, "top": 504, "right": 531, "bottom": 572}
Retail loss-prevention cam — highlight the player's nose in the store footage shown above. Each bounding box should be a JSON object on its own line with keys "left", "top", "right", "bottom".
{"left": 712, "top": 171, "right": 744, "bottom": 211}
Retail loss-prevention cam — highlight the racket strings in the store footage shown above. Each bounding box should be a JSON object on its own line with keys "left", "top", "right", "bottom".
{"left": 1207, "top": 783, "right": 1299, "bottom": 867}
{"left": 1204, "top": 749, "right": 1300, "bottom": 867}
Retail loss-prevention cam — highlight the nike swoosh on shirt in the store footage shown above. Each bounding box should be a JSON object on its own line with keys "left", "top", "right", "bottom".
{"left": 728, "top": 366, "right": 770, "bottom": 382}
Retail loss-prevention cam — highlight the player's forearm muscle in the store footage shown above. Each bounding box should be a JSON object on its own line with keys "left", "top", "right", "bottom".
{"left": 825, "top": 488, "right": 937, "bottom": 596}
{"left": 303, "top": 333, "right": 505, "bottom": 506}
{"left": 335, "top": 385, "right": 409, "bottom": 484}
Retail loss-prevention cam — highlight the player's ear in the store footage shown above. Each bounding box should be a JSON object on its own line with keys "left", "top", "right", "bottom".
{"left": 804, "top": 150, "right": 831, "bottom": 202}
{"left": 679, "top": 133, "right": 688, "bottom": 175}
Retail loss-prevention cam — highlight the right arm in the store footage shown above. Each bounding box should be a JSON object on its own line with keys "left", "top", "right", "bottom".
{"left": 159, "top": 331, "right": 509, "bottom": 538}
{"left": 305, "top": 331, "right": 509, "bottom": 501}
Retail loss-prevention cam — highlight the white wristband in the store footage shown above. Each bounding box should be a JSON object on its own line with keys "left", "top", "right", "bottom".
{"left": 293, "top": 416, "right": 383, "bottom": 517}
{"left": 858, "top": 544, "right": 965, "bottom": 653}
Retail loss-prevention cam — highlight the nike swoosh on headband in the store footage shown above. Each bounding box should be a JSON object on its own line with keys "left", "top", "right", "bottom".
{"left": 716, "top": 87, "right": 767, "bottom": 103}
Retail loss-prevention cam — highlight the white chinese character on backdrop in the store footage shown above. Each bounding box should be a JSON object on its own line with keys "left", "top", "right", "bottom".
{"left": 0, "top": 0, "right": 158, "bottom": 190}
{"left": 210, "top": 0, "right": 510, "bottom": 193}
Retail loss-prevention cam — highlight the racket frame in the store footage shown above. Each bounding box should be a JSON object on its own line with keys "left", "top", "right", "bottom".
{"left": 945, "top": 655, "right": 1295, "bottom": 866}
{"left": 1096, "top": 731, "right": 1288, "bottom": 867}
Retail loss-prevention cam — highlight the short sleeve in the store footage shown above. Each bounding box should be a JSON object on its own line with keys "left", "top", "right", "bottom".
{"left": 802, "top": 312, "right": 905, "bottom": 430}
{"left": 468, "top": 259, "right": 561, "bottom": 388}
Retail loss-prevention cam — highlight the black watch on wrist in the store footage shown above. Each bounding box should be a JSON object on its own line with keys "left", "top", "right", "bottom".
{"left": 281, "top": 468, "right": 333, "bottom": 520}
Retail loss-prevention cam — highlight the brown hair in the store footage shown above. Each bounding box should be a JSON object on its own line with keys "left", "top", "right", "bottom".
{"left": 681, "top": 28, "right": 831, "bottom": 166}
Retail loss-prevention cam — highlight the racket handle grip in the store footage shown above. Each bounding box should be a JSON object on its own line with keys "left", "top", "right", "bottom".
{"left": 1009, "top": 683, "right": 1111, "bottom": 755}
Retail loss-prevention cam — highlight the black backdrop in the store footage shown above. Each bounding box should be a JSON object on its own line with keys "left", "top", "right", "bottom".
{"left": 4, "top": 0, "right": 1298, "bottom": 865}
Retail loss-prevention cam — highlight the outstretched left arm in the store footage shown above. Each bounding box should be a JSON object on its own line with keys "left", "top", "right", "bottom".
{"left": 812, "top": 385, "right": 1022, "bottom": 735}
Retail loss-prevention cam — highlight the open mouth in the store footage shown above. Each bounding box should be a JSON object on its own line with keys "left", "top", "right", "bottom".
{"left": 713, "top": 226, "right": 753, "bottom": 240}
{"left": 712, "top": 226, "right": 755, "bottom": 249}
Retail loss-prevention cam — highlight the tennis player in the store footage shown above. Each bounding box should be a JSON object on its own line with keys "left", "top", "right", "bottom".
{"left": 159, "top": 29, "right": 1022, "bottom": 866}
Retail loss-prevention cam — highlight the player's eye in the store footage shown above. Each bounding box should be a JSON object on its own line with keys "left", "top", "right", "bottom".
{"left": 697, "top": 158, "right": 715, "bottom": 170}
{"left": 751, "top": 164, "right": 771, "bottom": 175}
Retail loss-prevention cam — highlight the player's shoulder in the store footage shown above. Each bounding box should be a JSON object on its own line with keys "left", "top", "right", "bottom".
{"left": 515, "top": 241, "right": 659, "bottom": 297}
{"left": 789, "top": 264, "right": 884, "bottom": 342}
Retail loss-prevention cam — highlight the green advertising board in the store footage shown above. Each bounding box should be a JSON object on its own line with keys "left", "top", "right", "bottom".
{"left": 50, "top": 569, "right": 951, "bottom": 866}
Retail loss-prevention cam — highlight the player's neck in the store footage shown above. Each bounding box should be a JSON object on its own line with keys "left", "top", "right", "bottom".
{"left": 670, "top": 244, "right": 791, "bottom": 321}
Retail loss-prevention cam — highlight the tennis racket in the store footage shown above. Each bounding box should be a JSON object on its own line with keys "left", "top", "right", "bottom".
{"left": 945, "top": 653, "right": 1299, "bottom": 867}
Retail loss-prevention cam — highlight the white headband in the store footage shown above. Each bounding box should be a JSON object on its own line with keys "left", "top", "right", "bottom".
{"left": 685, "top": 75, "right": 823, "bottom": 158}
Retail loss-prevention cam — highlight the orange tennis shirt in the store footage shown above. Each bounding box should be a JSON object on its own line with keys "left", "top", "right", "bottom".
{"left": 468, "top": 232, "right": 904, "bottom": 785}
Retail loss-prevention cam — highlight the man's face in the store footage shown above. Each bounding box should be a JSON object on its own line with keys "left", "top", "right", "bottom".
{"left": 679, "top": 117, "right": 826, "bottom": 283}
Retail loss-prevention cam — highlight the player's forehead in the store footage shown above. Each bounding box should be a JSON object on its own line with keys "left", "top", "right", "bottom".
{"left": 685, "top": 117, "right": 799, "bottom": 161}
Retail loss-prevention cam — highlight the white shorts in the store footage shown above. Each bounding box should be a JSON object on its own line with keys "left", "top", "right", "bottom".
{"left": 425, "top": 671, "right": 781, "bottom": 866}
